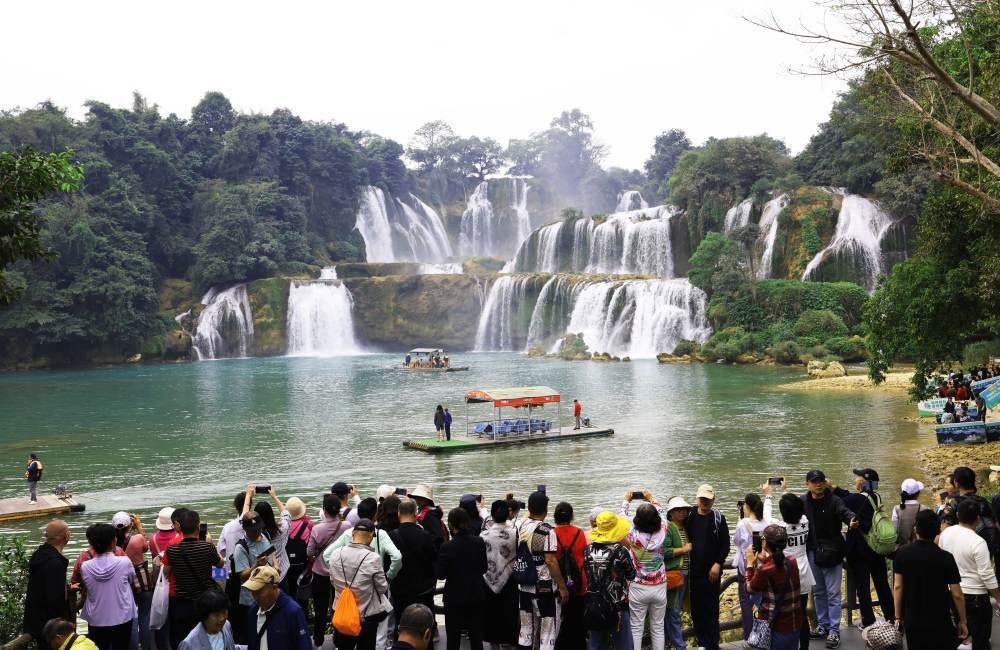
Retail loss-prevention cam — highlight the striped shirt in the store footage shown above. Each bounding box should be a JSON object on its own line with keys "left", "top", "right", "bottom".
{"left": 164, "top": 538, "right": 221, "bottom": 599}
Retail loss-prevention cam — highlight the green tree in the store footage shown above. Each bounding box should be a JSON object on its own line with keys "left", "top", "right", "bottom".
{"left": 448, "top": 136, "right": 505, "bottom": 180}
{"left": 0, "top": 145, "right": 83, "bottom": 304}
{"left": 688, "top": 232, "right": 740, "bottom": 297}
{"left": 406, "top": 120, "right": 456, "bottom": 172}
{"left": 644, "top": 128, "right": 691, "bottom": 199}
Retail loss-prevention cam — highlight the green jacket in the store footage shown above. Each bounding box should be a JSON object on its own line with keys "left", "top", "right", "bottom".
{"left": 664, "top": 521, "right": 685, "bottom": 571}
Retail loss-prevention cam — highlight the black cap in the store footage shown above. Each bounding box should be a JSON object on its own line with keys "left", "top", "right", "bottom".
{"left": 852, "top": 468, "right": 880, "bottom": 482}
{"left": 241, "top": 513, "right": 263, "bottom": 532}
{"left": 331, "top": 482, "right": 350, "bottom": 496}
{"left": 354, "top": 518, "right": 375, "bottom": 532}
{"left": 527, "top": 490, "right": 549, "bottom": 515}
{"left": 806, "top": 470, "right": 827, "bottom": 483}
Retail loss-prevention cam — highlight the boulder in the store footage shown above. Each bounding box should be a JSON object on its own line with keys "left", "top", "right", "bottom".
{"left": 807, "top": 360, "right": 847, "bottom": 378}
{"left": 126, "top": 353, "right": 142, "bottom": 364}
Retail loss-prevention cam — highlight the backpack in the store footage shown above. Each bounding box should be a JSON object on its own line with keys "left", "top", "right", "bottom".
{"left": 512, "top": 522, "right": 551, "bottom": 586}
{"left": 286, "top": 521, "right": 310, "bottom": 574}
{"left": 332, "top": 551, "right": 371, "bottom": 636}
{"left": 862, "top": 493, "right": 897, "bottom": 556}
{"left": 583, "top": 544, "right": 620, "bottom": 630}
{"left": 950, "top": 494, "right": 1000, "bottom": 557}
{"left": 557, "top": 529, "right": 583, "bottom": 594}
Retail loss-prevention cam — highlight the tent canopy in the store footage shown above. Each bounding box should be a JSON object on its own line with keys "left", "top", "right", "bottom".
{"left": 409, "top": 348, "right": 444, "bottom": 354}
{"left": 464, "top": 386, "right": 561, "bottom": 408}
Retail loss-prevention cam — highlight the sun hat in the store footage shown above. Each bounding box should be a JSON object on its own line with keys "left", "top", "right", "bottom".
{"left": 861, "top": 621, "right": 903, "bottom": 649}
{"left": 900, "top": 478, "right": 924, "bottom": 495}
{"left": 286, "top": 497, "right": 306, "bottom": 520}
{"left": 242, "top": 566, "right": 280, "bottom": 591}
{"left": 666, "top": 496, "right": 692, "bottom": 514}
{"left": 410, "top": 484, "right": 434, "bottom": 504}
{"left": 112, "top": 512, "right": 132, "bottom": 529}
{"left": 589, "top": 511, "right": 631, "bottom": 544}
{"left": 155, "top": 507, "right": 175, "bottom": 531}
{"left": 695, "top": 484, "right": 715, "bottom": 500}
{"left": 376, "top": 485, "right": 395, "bottom": 501}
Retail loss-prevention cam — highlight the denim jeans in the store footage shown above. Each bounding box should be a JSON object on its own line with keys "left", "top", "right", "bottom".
{"left": 807, "top": 551, "right": 842, "bottom": 633}
{"left": 665, "top": 579, "right": 686, "bottom": 650}
{"left": 588, "top": 607, "right": 633, "bottom": 650}
{"left": 771, "top": 629, "right": 800, "bottom": 650}
{"left": 131, "top": 589, "right": 152, "bottom": 650}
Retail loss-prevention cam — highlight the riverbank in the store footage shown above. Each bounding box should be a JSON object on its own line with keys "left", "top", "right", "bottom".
{"left": 918, "top": 440, "right": 1000, "bottom": 485}
{"left": 775, "top": 370, "right": 912, "bottom": 393}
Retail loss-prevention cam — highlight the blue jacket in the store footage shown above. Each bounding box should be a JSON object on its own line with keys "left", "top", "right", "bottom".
{"left": 247, "top": 591, "right": 311, "bottom": 650}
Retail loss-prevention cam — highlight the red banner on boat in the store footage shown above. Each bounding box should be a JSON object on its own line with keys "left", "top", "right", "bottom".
{"left": 464, "top": 386, "right": 561, "bottom": 408}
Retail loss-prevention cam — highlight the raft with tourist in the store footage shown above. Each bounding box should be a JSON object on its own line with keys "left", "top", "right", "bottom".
{"left": 403, "top": 385, "right": 613, "bottom": 453}
{"left": 398, "top": 347, "right": 468, "bottom": 372}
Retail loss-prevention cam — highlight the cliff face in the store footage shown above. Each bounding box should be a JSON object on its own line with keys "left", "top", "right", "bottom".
{"left": 343, "top": 274, "right": 488, "bottom": 350}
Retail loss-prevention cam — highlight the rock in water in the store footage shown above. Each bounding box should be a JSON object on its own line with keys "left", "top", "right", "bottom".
{"left": 807, "top": 360, "right": 847, "bottom": 378}
{"left": 126, "top": 353, "right": 142, "bottom": 363}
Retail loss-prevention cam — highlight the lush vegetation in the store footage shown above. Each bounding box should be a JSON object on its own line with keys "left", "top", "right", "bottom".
{"left": 0, "top": 535, "right": 28, "bottom": 644}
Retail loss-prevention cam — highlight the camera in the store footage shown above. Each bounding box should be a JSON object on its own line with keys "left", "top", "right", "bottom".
{"left": 631, "top": 490, "right": 646, "bottom": 501}
{"left": 254, "top": 484, "right": 271, "bottom": 494}
{"left": 768, "top": 477, "right": 784, "bottom": 486}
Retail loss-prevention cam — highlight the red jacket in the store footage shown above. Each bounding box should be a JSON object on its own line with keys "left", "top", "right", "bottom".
{"left": 574, "top": 402, "right": 581, "bottom": 416}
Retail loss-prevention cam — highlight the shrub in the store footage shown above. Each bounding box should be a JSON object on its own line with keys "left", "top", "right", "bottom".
{"left": 793, "top": 309, "right": 849, "bottom": 340}
{"left": 827, "top": 335, "right": 868, "bottom": 361}
{"left": 963, "top": 340, "right": 1000, "bottom": 367}
{"left": 761, "top": 321, "right": 795, "bottom": 347}
{"left": 771, "top": 340, "right": 801, "bottom": 364}
{"left": 0, "top": 536, "right": 29, "bottom": 644}
{"left": 673, "top": 340, "right": 701, "bottom": 357}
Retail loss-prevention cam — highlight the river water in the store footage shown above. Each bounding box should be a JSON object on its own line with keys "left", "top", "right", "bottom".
{"left": 0, "top": 354, "right": 930, "bottom": 554}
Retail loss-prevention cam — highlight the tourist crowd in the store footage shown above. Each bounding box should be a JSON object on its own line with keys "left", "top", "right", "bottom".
{"left": 20, "top": 464, "right": 1000, "bottom": 650}
{"left": 936, "top": 368, "right": 997, "bottom": 424}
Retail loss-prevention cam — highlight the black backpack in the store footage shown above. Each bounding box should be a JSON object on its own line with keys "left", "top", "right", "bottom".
{"left": 583, "top": 544, "right": 619, "bottom": 630}
{"left": 512, "top": 522, "right": 551, "bottom": 586}
{"left": 285, "top": 521, "right": 310, "bottom": 574}
{"left": 948, "top": 494, "right": 1000, "bottom": 557}
{"left": 557, "top": 529, "right": 583, "bottom": 594}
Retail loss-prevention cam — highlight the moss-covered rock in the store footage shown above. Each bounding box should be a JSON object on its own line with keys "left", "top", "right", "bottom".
{"left": 462, "top": 257, "right": 506, "bottom": 274}
{"left": 159, "top": 278, "right": 197, "bottom": 313}
{"left": 334, "top": 263, "right": 427, "bottom": 278}
{"left": 247, "top": 277, "right": 290, "bottom": 356}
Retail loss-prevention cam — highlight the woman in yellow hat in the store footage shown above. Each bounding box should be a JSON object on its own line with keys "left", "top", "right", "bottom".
{"left": 583, "top": 512, "right": 635, "bottom": 649}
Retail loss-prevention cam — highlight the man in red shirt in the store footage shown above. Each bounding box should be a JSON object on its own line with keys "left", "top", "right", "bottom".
{"left": 553, "top": 502, "right": 586, "bottom": 650}
{"left": 573, "top": 399, "right": 582, "bottom": 430}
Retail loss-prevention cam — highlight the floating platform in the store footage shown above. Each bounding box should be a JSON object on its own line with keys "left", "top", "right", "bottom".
{"left": 403, "top": 428, "right": 614, "bottom": 453}
{"left": 0, "top": 494, "right": 85, "bottom": 522}
{"left": 397, "top": 366, "right": 469, "bottom": 372}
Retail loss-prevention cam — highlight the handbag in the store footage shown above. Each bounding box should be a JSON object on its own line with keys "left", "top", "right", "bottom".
{"left": 745, "top": 559, "right": 791, "bottom": 650}
{"left": 296, "top": 570, "right": 313, "bottom": 600}
{"left": 665, "top": 570, "right": 684, "bottom": 590}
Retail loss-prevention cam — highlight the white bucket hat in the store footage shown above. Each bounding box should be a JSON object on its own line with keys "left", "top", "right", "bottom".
{"left": 900, "top": 478, "right": 924, "bottom": 495}
{"left": 666, "top": 496, "right": 693, "bottom": 514}
{"left": 155, "top": 507, "right": 175, "bottom": 531}
{"left": 376, "top": 485, "right": 395, "bottom": 501}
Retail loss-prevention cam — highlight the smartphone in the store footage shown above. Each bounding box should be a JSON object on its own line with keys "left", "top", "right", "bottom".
{"left": 631, "top": 490, "right": 645, "bottom": 501}
{"left": 394, "top": 487, "right": 408, "bottom": 496}
{"left": 752, "top": 531, "right": 763, "bottom": 553}
{"left": 768, "top": 477, "right": 784, "bottom": 486}
{"left": 198, "top": 523, "right": 208, "bottom": 541}
{"left": 537, "top": 484, "right": 546, "bottom": 493}
{"left": 258, "top": 545, "right": 276, "bottom": 559}
{"left": 254, "top": 484, "right": 271, "bottom": 494}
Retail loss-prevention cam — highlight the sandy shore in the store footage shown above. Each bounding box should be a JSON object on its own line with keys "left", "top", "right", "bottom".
{"left": 918, "top": 441, "right": 1000, "bottom": 486}
{"left": 776, "top": 370, "right": 912, "bottom": 393}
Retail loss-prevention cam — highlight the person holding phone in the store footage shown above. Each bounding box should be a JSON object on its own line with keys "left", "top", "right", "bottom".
{"left": 744, "top": 525, "right": 804, "bottom": 649}
{"left": 763, "top": 481, "right": 815, "bottom": 650}
{"left": 731, "top": 494, "right": 768, "bottom": 641}
{"left": 162, "top": 509, "right": 225, "bottom": 647}
{"left": 242, "top": 484, "right": 291, "bottom": 584}
{"left": 232, "top": 511, "right": 276, "bottom": 643}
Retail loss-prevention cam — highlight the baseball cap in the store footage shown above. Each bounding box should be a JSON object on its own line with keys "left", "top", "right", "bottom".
{"left": 695, "top": 484, "right": 715, "bottom": 500}
{"left": 900, "top": 478, "right": 924, "bottom": 495}
{"left": 853, "top": 468, "right": 880, "bottom": 482}
{"left": 331, "top": 481, "right": 350, "bottom": 496}
{"left": 861, "top": 621, "right": 902, "bottom": 649}
{"left": 459, "top": 493, "right": 480, "bottom": 505}
{"left": 242, "top": 566, "right": 280, "bottom": 591}
{"left": 241, "top": 513, "right": 263, "bottom": 532}
{"left": 111, "top": 512, "right": 131, "bottom": 529}
{"left": 354, "top": 518, "right": 376, "bottom": 533}
{"left": 806, "top": 470, "right": 827, "bottom": 483}
{"left": 376, "top": 485, "right": 395, "bottom": 501}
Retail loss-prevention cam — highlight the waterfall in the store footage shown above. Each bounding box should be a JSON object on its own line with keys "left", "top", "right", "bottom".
{"left": 724, "top": 198, "right": 754, "bottom": 234}
{"left": 616, "top": 190, "right": 649, "bottom": 212}
{"left": 286, "top": 280, "right": 360, "bottom": 356}
{"left": 459, "top": 177, "right": 533, "bottom": 258}
{"left": 526, "top": 275, "right": 588, "bottom": 350}
{"left": 756, "top": 194, "right": 789, "bottom": 278}
{"left": 319, "top": 267, "right": 338, "bottom": 280}
{"left": 192, "top": 284, "right": 255, "bottom": 360}
{"left": 355, "top": 186, "right": 453, "bottom": 263}
{"left": 507, "top": 206, "right": 675, "bottom": 277}
{"left": 417, "top": 263, "right": 464, "bottom": 275}
{"left": 473, "top": 275, "right": 537, "bottom": 351}
{"left": 564, "top": 279, "right": 711, "bottom": 358}
{"left": 801, "top": 194, "right": 899, "bottom": 291}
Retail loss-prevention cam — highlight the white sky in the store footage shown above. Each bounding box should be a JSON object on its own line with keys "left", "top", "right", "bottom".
{"left": 3, "top": 1, "right": 848, "bottom": 170}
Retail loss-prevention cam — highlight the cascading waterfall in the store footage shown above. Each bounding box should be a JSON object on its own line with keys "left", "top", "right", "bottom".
{"left": 801, "top": 194, "right": 899, "bottom": 291}
{"left": 319, "top": 267, "right": 338, "bottom": 280}
{"left": 756, "top": 194, "right": 789, "bottom": 278}
{"left": 286, "top": 278, "right": 360, "bottom": 356}
{"left": 525, "top": 275, "right": 588, "bottom": 350}
{"left": 473, "top": 275, "right": 537, "bottom": 351}
{"left": 417, "top": 263, "right": 464, "bottom": 275}
{"left": 724, "top": 198, "right": 754, "bottom": 234}
{"left": 355, "top": 186, "right": 453, "bottom": 264}
{"left": 192, "top": 284, "right": 255, "bottom": 360}
{"left": 615, "top": 190, "right": 649, "bottom": 212}
{"left": 563, "top": 279, "right": 711, "bottom": 358}
{"left": 507, "top": 206, "right": 676, "bottom": 277}
{"left": 459, "top": 177, "right": 532, "bottom": 258}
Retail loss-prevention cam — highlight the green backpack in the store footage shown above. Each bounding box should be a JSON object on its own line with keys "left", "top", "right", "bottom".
{"left": 863, "top": 493, "right": 897, "bottom": 556}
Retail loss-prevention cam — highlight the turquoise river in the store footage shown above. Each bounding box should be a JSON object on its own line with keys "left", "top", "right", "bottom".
{"left": 0, "top": 353, "right": 931, "bottom": 554}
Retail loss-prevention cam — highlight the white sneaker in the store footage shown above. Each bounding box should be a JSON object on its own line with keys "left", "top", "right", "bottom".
{"left": 28, "top": 499, "right": 37, "bottom": 504}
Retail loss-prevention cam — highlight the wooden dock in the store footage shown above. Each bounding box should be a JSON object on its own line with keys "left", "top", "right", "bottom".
{"left": 403, "top": 428, "right": 614, "bottom": 453}
{"left": 0, "top": 493, "right": 85, "bottom": 522}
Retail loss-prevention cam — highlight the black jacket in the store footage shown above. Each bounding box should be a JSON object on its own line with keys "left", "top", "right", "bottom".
{"left": 833, "top": 487, "right": 879, "bottom": 556}
{"left": 684, "top": 509, "right": 730, "bottom": 577}
{"left": 435, "top": 533, "right": 487, "bottom": 608}
{"left": 23, "top": 543, "right": 70, "bottom": 639}
{"left": 801, "top": 489, "right": 855, "bottom": 551}
{"left": 388, "top": 522, "right": 438, "bottom": 599}
{"left": 247, "top": 591, "right": 311, "bottom": 650}
{"left": 434, "top": 410, "right": 445, "bottom": 428}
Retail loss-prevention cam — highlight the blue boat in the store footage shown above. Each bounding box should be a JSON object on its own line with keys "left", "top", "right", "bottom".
{"left": 972, "top": 375, "right": 1000, "bottom": 392}
{"left": 935, "top": 421, "right": 987, "bottom": 445}
{"left": 988, "top": 421, "right": 1000, "bottom": 443}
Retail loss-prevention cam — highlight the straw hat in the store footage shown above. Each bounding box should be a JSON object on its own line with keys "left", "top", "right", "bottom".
{"left": 155, "top": 507, "right": 175, "bottom": 531}
{"left": 589, "top": 511, "right": 630, "bottom": 544}
{"left": 286, "top": 497, "right": 306, "bottom": 520}
{"left": 410, "top": 484, "right": 434, "bottom": 504}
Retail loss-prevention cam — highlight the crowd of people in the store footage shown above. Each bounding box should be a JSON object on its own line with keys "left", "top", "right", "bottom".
{"left": 403, "top": 354, "right": 450, "bottom": 369}
{"left": 935, "top": 368, "right": 997, "bottom": 424}
{"left": 19, "top": 464, "right": 1000, "bottom": 650}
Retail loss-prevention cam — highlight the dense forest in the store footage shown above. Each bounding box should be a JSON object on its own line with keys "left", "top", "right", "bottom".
{"left": 1, "top": 0, "right": 998, "bottom": 396}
